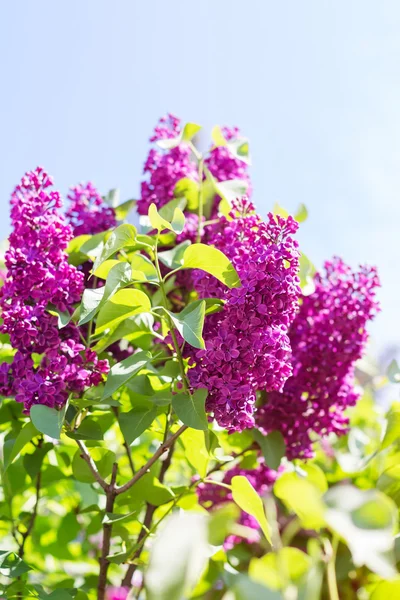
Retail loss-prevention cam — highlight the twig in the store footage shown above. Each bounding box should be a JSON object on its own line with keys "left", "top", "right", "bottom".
{"left": 18, "top": 471, "right": 41, "bottom": 559}
{"left": 115, "top": 425, "right": 187, "bottom": 496}
{"left": 97, "top": 463, "right": 118, "bottom": 600}
{"left": 121, "top": 436, "right": 177, "bottom": 586}
{"left": 75, "top": 439, "right": 108, "bottom": 491}
{"left": 112, "top": 406, "right": 135, "bottom": 475}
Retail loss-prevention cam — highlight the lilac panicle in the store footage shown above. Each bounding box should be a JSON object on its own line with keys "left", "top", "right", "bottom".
{"left": 256, "top": 258, "right": 380, "bottom": 459}
{"left": 137, "top": 117, "right": 251, "bottom": 237}
{"left": 205, "top": 126, "right": 251, "bottom": 196}
{"left": 197, "top": 460, "right": 277, "bottom": 548}
{"left": 137, "top": 114, "right": 198, "bottom": 216}
{"left": 0, "top": 168, "right": 109, "bottom": 411}
{"left": 67, "top": 182, "right": 117, "bottom": 236}
{"left": 189, "top": 199, "right": 301, "bottom": 431}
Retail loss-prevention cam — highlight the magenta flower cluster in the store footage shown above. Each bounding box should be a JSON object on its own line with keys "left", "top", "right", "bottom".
{"left": 197, "top": 460, "right": 277, "bottom": 548}
{"left": 256, "top": 258, "right": 380, "bottom": 459}
{"left": 0, "top": 168, "right": 109, "bottom": 411}
{"left": 137, "top": 114, "right": 198, "bottom": 216}
{"left": 67, "top": 182, "right": 117, "bottom": 236}
{"left": 205, "top": 126, "right": 251, "bottom": 195}
{"left": 189, "top": 200, "right": 301, "bottom": 431}
{"left": 137, "top": 116, "right": 251, "bottom": 225}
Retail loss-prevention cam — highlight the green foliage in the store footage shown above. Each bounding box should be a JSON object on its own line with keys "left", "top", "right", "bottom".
{"left": 231, "top": 475, "right": 272, "bottom": 544}
{"left": 0, "top": 121, "right": 398, "bottom": 600}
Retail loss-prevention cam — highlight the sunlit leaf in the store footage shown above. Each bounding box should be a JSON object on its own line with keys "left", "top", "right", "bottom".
{"left": 172, "top": 388, "right": 208, "bottom": 430}
{"left": 182, "top": 243, "right": 241, "bottom": 288}
{"left": 231, "top": 475, "right": 272, "bottom": 544}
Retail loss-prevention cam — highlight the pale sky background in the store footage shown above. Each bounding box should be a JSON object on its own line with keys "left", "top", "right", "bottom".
{"left": 0, "top": 1, "right": 399, "bottom": 357}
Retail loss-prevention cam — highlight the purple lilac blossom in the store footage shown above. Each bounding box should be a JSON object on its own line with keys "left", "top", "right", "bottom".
{"left": 106, "top": 587, "right": 130, "bottom": 600}
{"left": 137, "top": 114, "right": 198, "bottom": 216}
{"left": 0, "top": 168, "right": 109, "bottom": 411}
{"left": 66, "top": 181, "right": 134, "bottom": 361}
{"left": 188, "top": 199, "right": 301, "bottom": 431}
{"left": 205, "top": 126, "right": 251, "bottom": 197}
{"left": 66, "top": 182, "right": 117, "bottom": 236}
{"left": 197, "top": 460, "right": 277, "bottom": 548}
{"left": 256, "top": 257, "right": 380, "bottom": 459}
{"left": 137, "top": 117, "right": 250, "bottom": 240}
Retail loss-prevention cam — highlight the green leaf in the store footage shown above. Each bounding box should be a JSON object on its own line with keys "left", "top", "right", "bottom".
{"left": 294, "top": 203, "right": 308, "bottom": 223}
{"left": 0, "top": 551, "right": 31, "bottom": 578}
{"left": 158, "top": 240, "right": 191, "bottom": 270}
{"left": 215, "top": 178, "right": 249, "bottom": 208}
{"left": 23, "top": 443, "right": 52, "bottom": 479}
{"left": 131, "top": 254, "right": 158, "bottom": 282}
{"left": 78, "top": 288, "right": 105, "bottom": 326}
{"left": 325, "top": 485, "right": 397, "bottom": 579}
{"left": 249, "top": 548, "right": 311, "bottom": 591}
{"left": 119, "top": 405, "right": 158, "bottom": 445}
{"left": 145, "top": 512, "right": 208, "bottom": 600}
{"left": 103, "top": 351, "right": 150, "bottom": 399}
{"left": 172, "top": 389, "right": 208, "bottom": 430}
{"left": 159, "top": 196, "right": 187, "bottom": 221}
{"left": 30, "top": 404, "right": 67, "bottom": 439}
{"left": 181, "top": 428, "right": 211, "bottom": 478}
{"left": 103, "top": 188, "right": 120, "bottom": 208}
{"left": 102, "top": 510, "right": 137, "bottom": 525}
{"left": 182, "top": 122, "right": 202, "bottom": 142}
{"left": 170, "top": 207, "right": 185, "bottom": 234}
{"left": 388, "top": 359, "right": 400, "bottom": 383}
{"left": 211, "top": 125, "right": 228, "bottom": 147}
{"left": 149, "top": 203, "right": 173, "bottom": 232}
{"left": 3, "top": 421, "right": 38, "bottom": 470}
{"left": 95, "top": 288, "right": 151, "bottom": 334}
{"left": 174, "top": 178, "right": 199, "bottom": 210}
{"left": 72, "top": 448, "right": 116, "bottom": 484}
{"left": 231, "top": 475, "right": 272, "bottom": 544}
{"left": 93, "top": 259, "right": 121, "bottom": 279}
{"left": 167, "top": 300, "right": 206, "bottom": 349}
{"left": 182, "top": 243, "right": 241, "bottom": 288}
{"left": 274, "top": 471, "right": 325, "bottom": 529}
{"left": 253, "top": 430, "right": 286, "bottom": 470}
{"left": 92, "top": 224, "right": 137, "bottom": 272}
{"left": 114, "top": 199, "right": 136, "bottom": 221}
{"left": 230, "top": 575, "right": 283, "bottom": 600}
{"left": 156, "top": 122, "right": 201, "bottom": 150}
{"left": 208, "top": 503, "right": 240, "bottom": 546}
{"left": 67, "top": 419, "right": 104, "bottom": 441}
{"left": 382, "top": 409, "right": 400, "bottom": 450}
{"left": 371, "top": 580, "right": 400, "bottom": 599}
{"left": 47, "top": 305, "right": 72, "bottom": 329}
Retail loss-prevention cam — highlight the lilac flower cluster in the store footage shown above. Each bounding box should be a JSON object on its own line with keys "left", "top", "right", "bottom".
{"left": 67, "top": 182, "right": 117, "bottom": 236}
{"left": 137, "top": 114, "right": 198, "bottom": 216}
{"left": 189, "top": 199, "right": 301, "bottom": 431}
{"left": 0, "top": 168, "right": 109, "bottom": 411}
{"left": 205, "top": 126, "right": 251, "bottom": 196}
{"left": 137, "top": 116, "right": 251, "bottom": 227}
{"left": 256, "top": 258, "right": 380, "bottom": 459}
{"left": 106, "top": 587, "right": 130, "bottom": 600}
{"left": 197, "top": 460, "right": 277, "bottom": 548}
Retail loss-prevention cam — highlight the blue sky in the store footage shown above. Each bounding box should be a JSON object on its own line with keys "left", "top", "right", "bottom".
{"left": 0, "top": 1, "right": 399, "bottom": 353}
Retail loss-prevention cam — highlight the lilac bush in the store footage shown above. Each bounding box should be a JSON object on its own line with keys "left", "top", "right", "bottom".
{"left": 0, "top": 118, "right": 394, "bottom": 600}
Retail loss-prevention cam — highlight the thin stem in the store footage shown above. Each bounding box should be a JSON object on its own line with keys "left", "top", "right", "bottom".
{"left": 112, "top": 406, "right": 135, "bottom": 476}
{"left": 196, "top": 158, "right": 204, "bottom": 243}
{"left": 154, "top": 236, "right": 191, "bottom": 395}
{"left": 18, "top": 472, "right": 41, "bottom": 558}
{"left": 75, "top": 439, "right": 108, "bottom": 491}
{"left": 97, "top": 463, "right": 118, "bottom": 600}
{"left": 121, "top": 437, "right": 176, "bottom": 586}
{"left": 115, "top": 424, "right": 187, "bottom": 496}
{"left": 325, "top": 537, "right": 340, "bottom": 600}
